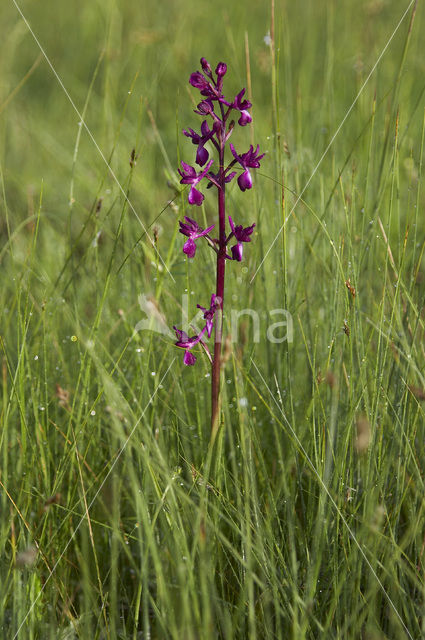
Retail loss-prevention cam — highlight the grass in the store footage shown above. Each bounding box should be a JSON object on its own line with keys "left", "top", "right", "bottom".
{"left": 1, "top": 0, "right": 425, "bottom": 637}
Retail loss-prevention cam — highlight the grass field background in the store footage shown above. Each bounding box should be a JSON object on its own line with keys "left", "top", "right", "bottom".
{"left": 1, "top": 0, "right": 425, "bottom": 638}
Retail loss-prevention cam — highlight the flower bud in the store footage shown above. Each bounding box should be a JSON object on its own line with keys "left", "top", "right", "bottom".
{"left": 201, "top": 58, "right": 212, "bottom": 74}
{"left": 189, "top": 72, "right": 209, "bottom": 91}
{"left": 215, "top": 62, "right": 227, "bottom": 77}
{"left": 196, "top": 100, "right": 213, "bottom": 115}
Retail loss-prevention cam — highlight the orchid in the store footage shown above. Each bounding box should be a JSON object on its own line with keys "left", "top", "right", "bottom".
{"left": 194, "top": 99, "right": 215, "bottom": 117}
{"left": 173, "top": 58, "right": 264, "bottom": 430}
{"left": 189, "top": 69, "right": 221, "bottom": 100}
{"left": 178, "top": 159, "right": 214, "bottom": 205}
{"left": 183, "top": 120, "right": 216, "bottom": 166}
{"left": 173, "top": 326, "right": 207, "bottom": 366}
{"left": 228, "top": 217, "right": 256, "bottom": 261}
{"left": 229, "top": 143, "right": 265, "bottom": 191}
{"left": 197, "top": 294, "right": 219, "bottom": 338}
{"left": 231, "top": 88, "right": 252, "bottom": 126}
{"left": 178, "top": 217, "right": 214, "bottom": 258}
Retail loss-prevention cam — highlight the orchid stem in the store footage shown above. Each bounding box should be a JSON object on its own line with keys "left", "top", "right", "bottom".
{"left": 211, "top": 142, "right": 226, "bottom": 433}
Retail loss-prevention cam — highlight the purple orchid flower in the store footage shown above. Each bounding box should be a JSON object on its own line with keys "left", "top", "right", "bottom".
{"left": 179, "top": 216, "right": 214, "bottom": 258}
{"left": 228, "top": 216, "right": 256, "bottom": 261}
{"left": 189, "top": 62, "right": 228, "bottom": 102}
{"left": 232, "top": 88, "right": 252, "bottom": 126}
{"left": 173, "top": 325, "right": 207, "bottom": 366}
{"left": 194, "top": 99, "right": 214, "bottom": 117}
{"left": 178, "top": 158, "right": 214, "bottom": 205}
{"left": 189, "top": 71, "right": 212, "bottom": 93}
{"left": 189, "top": 70, "right": 220, "bottom": 100}
{"left": 229, "top": 143, "right": 264, "bottom": 191}
{"left": 197, "top": 294, "right": 219, "bottom": 338}
{"left": 215, "top": 62, "right": 227, "bottom": 91}
{"left": 183, "top": 120, "right": 216, "bottom": 166}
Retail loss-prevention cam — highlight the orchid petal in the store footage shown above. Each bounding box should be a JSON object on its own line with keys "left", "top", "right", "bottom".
{"left": 183, "top": 237, "right": 197, "bottom": 258}
{"left": 196, "top": 145, "right": 209, "bottom": 166}
{"left": 238, "top": 169, "right": 252, "bottom": 191}
{"left": 238, "top": 110, "right": 252, "bottom": 126}
{"left": 173, "top": 326, "right": 190, "bottom": 343}
{"left": 225, "top": 171, "right": 237, "bottom": 183}
{"left": 195, "top": 224, "right": 215, "bottom": 238}
{"left": 183, "top": 351, "right": 197, "bottom": 366}
{"left": 188, "top": 186, "right": 204, "bottom": 206}
{"left": 231, "top": 243, "right": 243, "bottom": 261}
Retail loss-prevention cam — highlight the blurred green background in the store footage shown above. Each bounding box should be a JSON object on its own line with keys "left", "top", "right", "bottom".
{"left": 1, "top": 1, "right": 425, "bottom": 638}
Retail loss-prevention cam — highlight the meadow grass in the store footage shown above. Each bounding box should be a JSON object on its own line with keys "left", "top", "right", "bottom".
{"left": 1, "top": 0, "right": 425, "bottom": 638}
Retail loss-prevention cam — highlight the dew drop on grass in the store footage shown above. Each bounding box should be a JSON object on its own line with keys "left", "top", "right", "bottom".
{"left": 34, "top": 355, "right": 39, "bottom": 360}
{"left": 91, "top": 410, "right": 96, "bottom": 416}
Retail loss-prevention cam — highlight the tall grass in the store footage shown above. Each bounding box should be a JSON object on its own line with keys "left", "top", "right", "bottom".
{"left": 1, "top": 0, "right": 425, "bottom": 638}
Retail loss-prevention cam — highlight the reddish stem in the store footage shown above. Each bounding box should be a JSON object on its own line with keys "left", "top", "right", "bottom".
{"left": 211, "top": 142, "right": 226, "bottom": 433}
